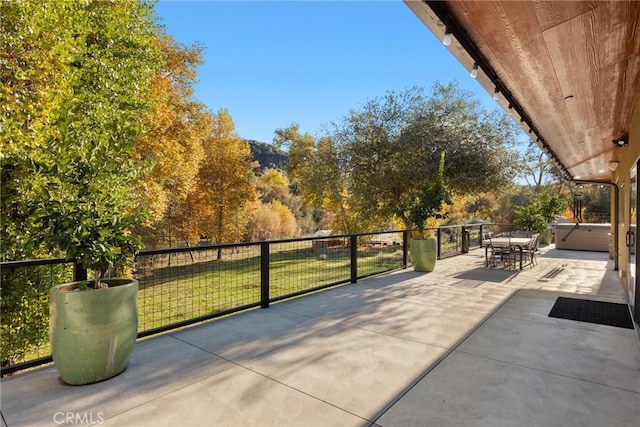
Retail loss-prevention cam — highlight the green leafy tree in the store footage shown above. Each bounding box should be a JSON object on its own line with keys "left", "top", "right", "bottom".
{"left": 274, "top": 125, "right": 368, "bottom": 233}
{"left": 518, "top": 141, "right": 557, "bottom": 191}
{"left": 328, "top": 82, "right": 518, "bottom": 232}
{"left": 26, "top": 0, "right": 161, "bottom": 285}
{"left": 513, "top": 190, "right": 567, "bottom": 233}
{"left": 1, "top": 0, "right": 161, "bottom": 363}
{"left": 1, "top": 0, "right": 77, "bottom": 365}
{"left": 1, "top": 0, "right": 77, "bottom": 260}
{"left": 397, "top": 151, "right": 452, "bottom": 237}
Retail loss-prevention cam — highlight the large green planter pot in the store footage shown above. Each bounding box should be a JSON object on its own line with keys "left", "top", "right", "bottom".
{"left": 410, "top": 237, "right": 437, "bottom": 272}
{"left": 49, "top": 278, "right": 138, "bottom": 385}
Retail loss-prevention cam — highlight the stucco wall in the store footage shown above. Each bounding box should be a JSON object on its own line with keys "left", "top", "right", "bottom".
{"left": 612, "top": 98, "right": 640, "bottom": 285}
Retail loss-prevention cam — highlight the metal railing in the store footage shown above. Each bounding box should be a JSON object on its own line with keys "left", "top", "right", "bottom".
{"left": 1, "top": 224, "right": 494, "bottom": 376}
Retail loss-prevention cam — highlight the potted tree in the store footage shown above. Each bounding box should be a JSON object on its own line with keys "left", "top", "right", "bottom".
{"left": 45, "top": 202, "right": 145, "bottom": 385}
{"left": 513, "top": 190, "right": 566, "bottom": 245}
{"left": 30, "top": 105, "right": 148, "bottom": 385}
{"left": 401, "top": 151, "right": 452, "bottom": 272}
{"left": 16, "top": 1, "right": 161, "bottom": 385}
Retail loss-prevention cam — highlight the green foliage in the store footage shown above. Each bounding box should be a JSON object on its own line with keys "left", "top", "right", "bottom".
{"left": 274, "top": 125, "right": 365, "bottom": 233}
{"left": 512, "top": 204, "right": 547, "bottom": 233}
{"left": 513, "top": 190, "right": 567, "bottom": 233}
{"left": 1, "top": 0, "right": 161, "bottom": 362}
{"left": 397, "top": 151, "right": 452, "bottom": 236}
{"left": 0, "top": 265, "right": 72, "bottom": 363}
{"left": 518, "top": 140, "right": 557, "bottom": 189}
{"left": 2, "top": 0, "right": 161, "bottom": 288}
{"left": 579, "top": 185, "right": 611, "bottom": 223}
{"left": 326, "top": 82, "right": 518, "bottom": 232}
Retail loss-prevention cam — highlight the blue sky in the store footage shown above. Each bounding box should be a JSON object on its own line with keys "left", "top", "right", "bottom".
{"left": 153, "top": 0, "right": 502, "bottom": 144}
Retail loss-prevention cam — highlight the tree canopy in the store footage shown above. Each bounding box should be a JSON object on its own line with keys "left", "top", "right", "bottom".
{"left": 198, "top": 110, "right": 259, "bottom": 248}
{"left": 137, "top": 34, "right": 211, "bottom": 220}
{"left": 276, "top": 83, "right": 519, "bottom": 233}
{"left": 0, "top": 0, "right": 161, "bottom": 361}
{"left": 1, "top": 0, "right": 161, "bottom": 271}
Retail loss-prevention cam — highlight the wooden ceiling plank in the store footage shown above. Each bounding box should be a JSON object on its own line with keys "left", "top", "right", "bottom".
{"left": 614, "top": 2, "right": 640, "bottom": 135}
{"left": 416, "top": 0, "right": 640, "bottom": 182}
{"left": 533, "top": 1, "right": 598, "bottom": 32}
{"left": 543, "top": 12, "right": 598, "bottom": 134}
{"left": 594, "top": 3, "right": 630, "bottom": 68}
{"left": 452, "top": 1, "right": 582, "bottom": 174}
{"left": 452, "top": 1, "right": 574, "bottom": 134}
{"left": 615, "top": 54, "right": 640, "bottom": 135}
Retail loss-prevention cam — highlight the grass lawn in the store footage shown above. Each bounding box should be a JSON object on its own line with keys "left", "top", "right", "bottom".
{"left": 137, "top": 243, "right": 403, "bottom": 331}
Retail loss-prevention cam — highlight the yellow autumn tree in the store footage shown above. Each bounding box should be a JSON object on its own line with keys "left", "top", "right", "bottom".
{"left": 245, "top": 203, "right": 280, "bottom": 241}
{"left": 257, "top": 168, "right": 290, "bottom": 204}
{"left": 245, "top": 200, "right": 299, "bottom": 241}
{"left": 198, "top": 110, "right": 258, "bottom": 255}
{"left": 167, "top": 178, "right": 209, "bottom": 247}
{"left": 136, "top": 33, "right": 212, "bottom": 246}
{"left": 441, "top": 195, "right": 469, "bottom": 224}
{"left": 272, "top": 200, "right": 299, "bottom": 238}
{"left": 274, "top": 125, "right": 360, "bottom": 233}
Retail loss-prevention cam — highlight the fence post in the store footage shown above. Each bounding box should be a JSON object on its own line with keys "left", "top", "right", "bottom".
{"left": 350, "top": 235, "right": 358, "bottom": 283}
{"left": 479, "top": 224, "right": 484, "bottom": 247}
{"left": 436, "top": 228, "right": 442, "bottom": 259}
{"left": 461, "top": 226, "right": 469, "bottom": 254}
{"left": 73, "top": 260, "right": 87, "bottom": 282}
{"left": 402, "top": 230, "right": 409, "bottom": 268}
{"left": 260, "top": 242, "right": 270, "bottom": 308}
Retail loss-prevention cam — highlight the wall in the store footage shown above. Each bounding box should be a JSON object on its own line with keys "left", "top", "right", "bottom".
{"left": 612, "top": 98, "right": 640, "bottom": 284}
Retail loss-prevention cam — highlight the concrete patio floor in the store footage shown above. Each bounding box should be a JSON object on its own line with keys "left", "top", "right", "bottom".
{"left": 2, "top": 245, "right": 639, "bottom": 426}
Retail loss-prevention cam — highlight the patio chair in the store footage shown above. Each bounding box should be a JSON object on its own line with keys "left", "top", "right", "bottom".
{"left": 523, "top": 233, "right": 540, "bottom": 267}
{"left": 487, "top": 235, "right": 516, "bottom": 269}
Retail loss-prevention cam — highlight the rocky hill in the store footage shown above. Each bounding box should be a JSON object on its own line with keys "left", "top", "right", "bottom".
{"left": 246, "top": 140, "right": 288, "bottom": 172}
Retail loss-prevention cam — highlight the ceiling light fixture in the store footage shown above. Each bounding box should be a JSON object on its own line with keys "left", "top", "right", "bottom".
{"left": 442, "top": 28, "right": 452, "bottom": 46}
{"left": 469, "top": 63, "right": 478, "bottom": 79}
{"left": 493, "top": 87, "right": 499, "bottom": 100}
{"left": 612, "top": 133, "right": 629, "bottom": 147}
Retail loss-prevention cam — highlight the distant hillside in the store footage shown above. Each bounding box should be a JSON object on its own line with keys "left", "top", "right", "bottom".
{"left": 246, "top": 140, "right": 289, "bottom": 172}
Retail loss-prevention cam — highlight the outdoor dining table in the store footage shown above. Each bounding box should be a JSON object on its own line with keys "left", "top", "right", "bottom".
{"left": 482, "top": 237, "right": 533, "bottom": 269}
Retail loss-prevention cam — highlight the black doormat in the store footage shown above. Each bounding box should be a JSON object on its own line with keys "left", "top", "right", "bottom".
{"left": 548, "top": 297, "right": 634, "bottom": 329}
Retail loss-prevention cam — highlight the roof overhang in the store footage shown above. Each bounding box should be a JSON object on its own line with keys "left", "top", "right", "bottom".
{"left": 405, "top": 0, "right": 640, "bottom": 183}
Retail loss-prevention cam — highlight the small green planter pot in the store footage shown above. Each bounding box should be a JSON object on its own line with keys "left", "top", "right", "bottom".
{"left": 49, "top": 278, "right": 138, "bottom": 385}
{"left": 410, "top": 237, "right": 437, "bottom": 272}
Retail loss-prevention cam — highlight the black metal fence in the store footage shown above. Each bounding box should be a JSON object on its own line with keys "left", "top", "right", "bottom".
{"left": 1, "top": 224, "right": 494, "bottom": 376}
